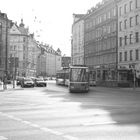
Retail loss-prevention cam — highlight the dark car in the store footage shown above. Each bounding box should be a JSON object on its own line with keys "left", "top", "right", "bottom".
{"left": 34, "top": 78, "right": 47, "bottom": 87}
{"left": 89, "top": 79, "right": 96, "bottom": 86}
{"left": 21, "top": 78, "right": 34, "bottom": 88}
{"left": 16, "top": 77, "right": 24, "bottom": 86}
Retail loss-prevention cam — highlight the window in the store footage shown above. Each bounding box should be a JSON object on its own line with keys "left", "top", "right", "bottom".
{"left": 136, "top": 49, "right": 139, "bottom": 60}
{"left": 130, "top": 17, "right": 133, "bottom": 27}
{"left": 14, "top": 45, "right": 16, "bottom": 50}
{"left": 108, "top": 11, "right": 111, "bottom": 19}
{"left": 125, "top": 35, "right": 127, "bottom": 45}
{"left": 23, "top": 53, "right": 26, "bottom": 59}
{"left": 119, "top": 7, "right": 122, "bottom": 16}
{"left": 23, "top": 45, "right": 26, "bottom": 51}
{"left": 113, "top": 8, "right": 116, "bottom": 16}
{"left": 136, "top": 0, "right": 138, "bottom": 8}
{"left": 124, "top": 19, "right": 127, "bottom": 29}
{"left": 135, "top": 32, "right": 139, "bottom": 42}
{"left": 119, "top": 37, "right": 122, "bottom": 46}
{"left": 23, "top": 37, "right": 26, "bottom": 42}
{"left": 124, "top": 51, "right": 127, "bottom": 61}
{"left": 130, "top": 50, "right": 133, "bottom": 60}
{"left": 124, "top": 4, "right": 127, "bottom": 14}
{"left": 119, "top": 21, "right": 122, "bottom": 31}
{"left": 119, "top": 52, "right": 122, "bottom": 62}
{"left": 130, "top": 34, "right": 133, "bottom": 44}
{"left": 104, "top": 13, "right": 106, "bottom": 21}
{"left": 130, "top": 1, "right": 133, "bottom": 11}
{"left": 136, "top": 15, "right": 139, "bottom": 25}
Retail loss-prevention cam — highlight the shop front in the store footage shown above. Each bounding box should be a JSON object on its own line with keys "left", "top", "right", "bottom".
{"left": 89, "top": 64, "right": 118, "bottom": 87}
{"left": 117, "top": 65, "right": 133, "bottom": 87}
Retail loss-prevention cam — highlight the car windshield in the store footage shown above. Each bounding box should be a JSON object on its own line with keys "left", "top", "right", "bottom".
{"left": 36, "top": 78, "right": 44, "bottom": 81}
{"left": 24, "top": 78, "right": 32, "bottom": 81}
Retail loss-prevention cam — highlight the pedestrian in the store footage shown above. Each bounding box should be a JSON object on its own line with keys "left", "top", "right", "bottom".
{"left": 3, "top": 75, "right": 7, "bottom": 90}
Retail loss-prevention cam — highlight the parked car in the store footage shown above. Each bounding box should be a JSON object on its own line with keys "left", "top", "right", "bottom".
{"left": 16, "top": 76, "right": 24, "bottom": 86}
{"left": 21, "top": 78, "right": 34, "bottom": 88}
{"left": 52, "top": 77, "right": 56, "bottom": 80}
{"left": 89, "top": 79, "right": 96, "bottom": 86}
{"left": 43, "top": 77, "right": 49, "bottom": 81}
{"left": 7, "top": 79, "right": 12, "bottom": 84}
{"left": 34, "top": 78, "right": 47, "bottom": 87}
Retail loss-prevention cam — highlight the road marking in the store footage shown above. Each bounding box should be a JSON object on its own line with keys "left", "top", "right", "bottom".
{"left": 30, "top": 124, "right": 40, "bottom": 128}
{"left": 0, "top": 112, "right": 79, "bottom": 140}
{"left": 63, "top": 135, "right": 79, "bottom": 140}
{"left": 40, "top": 127, "right": 52, "bottom": 132}
{"left": 0, "top": 136, "right": 8, "bottom": 140}
{"left": 83, "top": 120, "right": 117, "bottom": 126}
{"left": 22, "top": 121, "right": 31, "bottom": 125}
{"left": 40, "top": 127, "right": 63, "bottom": 135}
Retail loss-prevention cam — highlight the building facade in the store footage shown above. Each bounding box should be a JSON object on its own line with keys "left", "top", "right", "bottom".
{"left": 0, "top": 12, "right": 11, "bottom": 80}
{"left": 118, "top": 0, "right": 140, "bottom": 86}
{"left": 37, "top": 44, "right": 61, "bottom": 77}
{"left": 45, "top": 48, "right": 61, "bottom": 76}
{"left": 27, "top": 34, "right": 38, "bottom": 77}
{"left": 71, "top": 14, "right": 85, "bottom": 65}
{"left": 61, "top": 56, "right": 71, "bottom": 67}
{"left": 9, "top": 22, "right": 22, "bottom": 78}
{"left": 84, "top": 0, "right": 118, "bottom": 86}
{"left": 9, "top": 20, "right": 30, "bottom": 77}
{"left": 9, "top": 20, "right": 40, "bottom": 78}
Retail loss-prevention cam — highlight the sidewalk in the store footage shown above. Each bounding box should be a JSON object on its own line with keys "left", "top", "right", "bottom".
{"left": 117, "top": 87, "right": 140, "bottom": 93}
{"left": 0, "top": 83, "right": 21, "bottom": 92}
{"left": 91, "top": 86, "right": 140, "bottom": 94}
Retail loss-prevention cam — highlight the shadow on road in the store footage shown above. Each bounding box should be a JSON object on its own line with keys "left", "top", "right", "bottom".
{"left": 42, "top": 83, "right": 140, "bottom": 133}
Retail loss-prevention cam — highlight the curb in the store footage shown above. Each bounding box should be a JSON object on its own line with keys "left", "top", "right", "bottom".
{"left": 0, "top": 85, "right": 22, "bottom": 92}
{"left": 91, "top": 86, "right": 140, "bottom": 94}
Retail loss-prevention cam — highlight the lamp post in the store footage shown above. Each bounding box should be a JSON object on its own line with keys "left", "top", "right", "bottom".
{"left": 3, "top": 15, "right": 9, "bottom": 90}
{"left": 13, "top": 52, "right": 17, "bottom": 88}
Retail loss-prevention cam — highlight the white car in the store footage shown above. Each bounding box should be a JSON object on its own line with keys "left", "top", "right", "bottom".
{"left": 21, "top": 78, "right": 34, "bottom": 88}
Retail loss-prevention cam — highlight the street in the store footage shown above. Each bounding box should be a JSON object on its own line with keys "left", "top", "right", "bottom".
{"left": 0, "top": 81, "right": 140, "bottom": 140}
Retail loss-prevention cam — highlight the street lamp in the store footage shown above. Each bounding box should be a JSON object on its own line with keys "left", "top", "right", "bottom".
{"left": 3, "top": 15, "right": 9, "bottom": 90}
{"left": 11, "top": 52, "right": 18, "bottom": 88}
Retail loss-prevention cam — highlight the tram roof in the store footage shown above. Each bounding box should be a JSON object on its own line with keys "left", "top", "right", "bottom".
{"left": 70, "top": 65, "right": 88, "bottom": 69}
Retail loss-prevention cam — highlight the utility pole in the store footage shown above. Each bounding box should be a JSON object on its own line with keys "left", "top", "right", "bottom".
{"left": 4, "top": 15, "right": 8, "bottom": 90}
{"left": 13, "top": 54, "right": 17, "bottom": 88}
{"left": 115, "top": 0, "right": 119, "bottom": 84}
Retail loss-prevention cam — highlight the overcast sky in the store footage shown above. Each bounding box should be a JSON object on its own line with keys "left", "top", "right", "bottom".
{"left": 1, "top": 0, "right": 101, "bottom": 56}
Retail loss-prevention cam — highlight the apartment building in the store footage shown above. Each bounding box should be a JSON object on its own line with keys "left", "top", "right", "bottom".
{"left": 71, "top": 14, "right": 85, "bottom": 65}
{"left": 118, "top": 0, "right": 140, "bottom": 86}
{"left": 37, "top": 44, "right": 61, "bottom": 77}
{"left": 27, "top": 34, "right": 38, "bottom": 77}
{"left": 0, "top": 12, "right": 11, "bottom": 80}
{"left": 9, "top": 20, "right": 40, "bottom": 78}
{"left": 84, "top": 0, "right": 117, "bottom": 86}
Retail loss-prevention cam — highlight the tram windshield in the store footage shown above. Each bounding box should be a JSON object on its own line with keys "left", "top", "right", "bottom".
{"left": 70, "top": 68, "right": 89, "bottom": 82}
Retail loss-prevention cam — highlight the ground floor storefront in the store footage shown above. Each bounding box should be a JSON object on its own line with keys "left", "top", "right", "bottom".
{"left": 88, "top": 63, "right": 140, "bottom": 87}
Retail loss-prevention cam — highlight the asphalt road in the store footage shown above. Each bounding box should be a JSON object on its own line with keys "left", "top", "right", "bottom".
{"left": 0, "top": 81, "right": 140, "bottom": 140}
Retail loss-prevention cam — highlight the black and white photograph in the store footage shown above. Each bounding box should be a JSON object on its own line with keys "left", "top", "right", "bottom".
{"left": 0, "top": 0, "right": 140, "bottom": 139}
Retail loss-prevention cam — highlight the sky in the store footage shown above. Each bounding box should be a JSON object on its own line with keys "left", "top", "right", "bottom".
{"left": 1, "top": 0, "right": 101, "bottom": 56}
